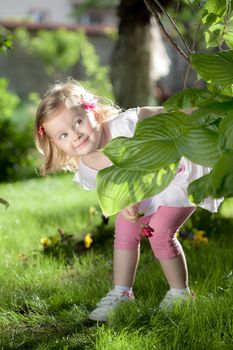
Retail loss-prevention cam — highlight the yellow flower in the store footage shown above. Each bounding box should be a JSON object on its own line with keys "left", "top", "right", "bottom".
{"left": 40, "top": 237, "right": 51, "bottom": 247}
{"left": 194, "top": 230, "right": 208, "bottom": 247}
{"left": 84, "top": 233, "right": 93, "bottom": 248}
{"left": 194, "top": 230, "right": 205, "bottom": 239}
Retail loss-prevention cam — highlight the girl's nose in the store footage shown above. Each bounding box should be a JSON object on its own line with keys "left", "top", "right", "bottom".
{"left": 72, "top": 129, "right": 82, "bottom": 142}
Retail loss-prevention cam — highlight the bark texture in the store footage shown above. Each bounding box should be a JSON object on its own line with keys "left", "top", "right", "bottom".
{"left": 111, "top": 0, "right": 151, "bottom": 108}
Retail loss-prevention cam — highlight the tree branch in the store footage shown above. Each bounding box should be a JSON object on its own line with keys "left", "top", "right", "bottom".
{"left": 183, "top": 22, "right": 202, "bottom": 89}
{"left": 143, "top": 0, "right": 190, "bottom": 62}
{"left": 154, "top": 0, "right": 192, "bottom": 54}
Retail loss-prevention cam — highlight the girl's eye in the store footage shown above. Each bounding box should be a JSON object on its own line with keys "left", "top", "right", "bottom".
{"left": 74, "top": 119, "right": 83, "bottom": 129}
{"left": 60, "top": 133, "right": 68, "bottom": 140}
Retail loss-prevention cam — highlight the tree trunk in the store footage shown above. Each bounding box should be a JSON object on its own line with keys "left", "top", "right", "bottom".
{"left": 111, "top": 0, "right": 151, "bottom": 109}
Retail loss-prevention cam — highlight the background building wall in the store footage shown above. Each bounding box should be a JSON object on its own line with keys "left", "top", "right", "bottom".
{"left": 0, "top": 0, "right": 75, "bottom": 24}
{"left": 0, "top": 0, "right": 116, "bottom": 98}
{"left": 0, "top": 32, "right": 115, "bottom": 99}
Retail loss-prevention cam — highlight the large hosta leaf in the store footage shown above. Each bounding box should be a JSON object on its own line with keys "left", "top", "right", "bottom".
{"left": 218, "top": 111, "right": 233, "bottom": 150}
{"left": 97, "top": 163, "right": 178, "bottom": 216}
{"left": 103, "top": 137, "right": 180, "bottom": 170}
{"left": 103, "top": 113, "right": 187, "bottom": 171}
{"left": 134, "top": 112, "right": 188, "bottom": 140}
{"left": 187, "top": 173, "right": 211, "bottom": 204}
{"left": 210, "top": 151, "right": 233, "bottom": 197}
{"left": 175, "top": 127, "right": 222, "bottom": 167}
{"left": 185, "top": 111, "right": 222, "bottom": 128}
{"left": 189, "top": 151, "right": 233, "bottom": 200}
{"left": 187, "top": 100, "right": 233, "bottom": 125}
{"left": 191, "top": 50, "right": 233, "bottom": 84}
{"left": 163, "top": 88, "right": 227, "bottom": 112}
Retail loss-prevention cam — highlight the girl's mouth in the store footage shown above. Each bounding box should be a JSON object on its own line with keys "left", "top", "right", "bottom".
{"left": 77, "top": 136, "right": 88, "bottom": 148}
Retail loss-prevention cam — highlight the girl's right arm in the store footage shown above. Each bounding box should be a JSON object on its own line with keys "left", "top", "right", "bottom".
{"left": 121, "top": 204, "right": 140, "bottom": 223}
{"left": 138, "top": 106, "right": 164, "bottom": 121}
{"left": 138, "top": 106, "right": 197, "bottom": 122}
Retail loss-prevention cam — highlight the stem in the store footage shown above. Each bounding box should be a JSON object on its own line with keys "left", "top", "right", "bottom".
{"left": 183, "top": 22, "right": 201, "bottom": 89}
{"left": 144, "top": 0, "right": 189, "bottom": 62}
{"left": 183, "top": 63, "right": 191, "bottom": 90}
{"left": 145, "top": 0, "right": 192, "bottom": 55}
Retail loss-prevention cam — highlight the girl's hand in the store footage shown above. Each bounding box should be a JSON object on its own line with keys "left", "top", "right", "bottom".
{"left": 121, "top": 204, "right": 141, "bottom": 223}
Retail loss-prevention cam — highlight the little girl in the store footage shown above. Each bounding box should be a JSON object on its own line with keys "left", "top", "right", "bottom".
{"left": 35, "top": 79, "right": 222, "bottom": 322}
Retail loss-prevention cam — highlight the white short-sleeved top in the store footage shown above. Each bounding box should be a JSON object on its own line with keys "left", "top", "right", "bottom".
{"left": 73, "top": 108, "right": 223, "bottom": 216}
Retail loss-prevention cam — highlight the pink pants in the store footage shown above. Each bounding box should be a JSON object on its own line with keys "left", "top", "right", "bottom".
{"left": 114, "top": 206, "right": 196, "bottom": 260}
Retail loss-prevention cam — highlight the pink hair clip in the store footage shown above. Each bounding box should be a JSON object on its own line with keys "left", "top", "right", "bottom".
{"left": 81, "top": 94, "right": 98, "bottom": 112}
{"left": 38, "top": 125, "right": 45, "bottom": 137}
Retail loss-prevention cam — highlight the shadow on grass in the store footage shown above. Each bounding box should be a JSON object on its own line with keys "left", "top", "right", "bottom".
{"left": 187, "top": 207, "right": 233, "bottom": 236}
{"left": 1, "top": 315, "right": 97, "bottom": 350}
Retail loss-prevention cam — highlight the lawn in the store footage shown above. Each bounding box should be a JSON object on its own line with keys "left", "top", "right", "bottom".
{"left": 0, "top": 174, "right": 232, "bottom": 349}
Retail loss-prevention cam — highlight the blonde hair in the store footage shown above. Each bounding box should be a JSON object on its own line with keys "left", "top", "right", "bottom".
{"left": 34, "top": 79, "right": 120, "bottom": 175}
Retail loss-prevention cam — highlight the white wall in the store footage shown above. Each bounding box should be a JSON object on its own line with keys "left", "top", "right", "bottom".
{"left": 0, "top": 0, "right": 75, "bottom": 24}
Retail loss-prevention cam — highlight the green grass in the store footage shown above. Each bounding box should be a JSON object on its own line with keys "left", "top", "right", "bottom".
{"left": 0, "top": 175, "right": 233, "bottom": 349}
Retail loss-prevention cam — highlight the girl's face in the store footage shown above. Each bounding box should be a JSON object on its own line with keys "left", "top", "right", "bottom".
{"left": 43, "top": 105, "right": 102, "bottom": 157}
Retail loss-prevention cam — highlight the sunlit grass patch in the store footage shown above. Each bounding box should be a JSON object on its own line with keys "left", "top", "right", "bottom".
{"left": 0, "top": 174, "right": 232, "bottom": 349}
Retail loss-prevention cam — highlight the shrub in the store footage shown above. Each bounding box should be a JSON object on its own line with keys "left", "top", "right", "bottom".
{"left": 0, "top": 79, "right": 39, "bottom": 182}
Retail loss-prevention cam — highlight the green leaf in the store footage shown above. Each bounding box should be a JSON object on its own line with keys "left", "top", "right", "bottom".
{"left": 103, "top": 137, "right": 180, "bottom": 170}
{"left": 223, "top": 32, "right": 233, "bottom": 49}
{"left": 204, "top": 25, "right": 224, "bottom": 48}
{"left": 103, "top": 113, "right": 187, "bottom": 171}
{"left": 202, "top": 0, "right": 227, "bottom": 25}
{"left": 191, "top": 50, "right": 233, "bottom": 84}
{"left": 0, "top": 197, "right": 9, "bottom": 209}
{"left": 186, "top": 111, "right": 222, "bottom": 128}
{"left": 97, "top": 163, "right": 178, "bottom": 216}
{"left": 188, "top": 173, "right": 211, "bottom": 204}
{"left": 134, "top": 112, "right": 188, "bottom": 140}
{"left": 210, "top": 151, "right": 233, "bottom": 197}
{"left": 186, "top": 100, "right": 233, "bottom": 126}
{"left": 208, "top": 82, "right": 233, "bottom": 97}
{"left": 175, "top": 127, "right": 222, "bottom": 167}
{"left": 163, "top": 88, "right": 227, "bottom": 112}
{"left": 188, "top": 151, "right": 233, "bottom": 202}
{"left": 218, "top": 111, "right": 233, "bottom": 150}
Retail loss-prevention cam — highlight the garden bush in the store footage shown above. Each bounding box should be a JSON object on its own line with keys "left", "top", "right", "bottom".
{"left": 0, "top": 79, "right": 38, "bottom": 182}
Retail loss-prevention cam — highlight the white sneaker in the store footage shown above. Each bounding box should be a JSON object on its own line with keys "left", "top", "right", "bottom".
{"left": 88, "top": 289, "right": 135, "bottom": 322}
{"left": 159, "top": 289, "right": 195, "bottom": 312}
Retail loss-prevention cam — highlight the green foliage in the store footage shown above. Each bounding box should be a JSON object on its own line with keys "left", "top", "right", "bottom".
{"left": 71, "top": 0, "right": 118, "bottom": 21}
{"left": 97, "top": 163, "right": 177, "bottom": 215}
{"left": 191, "top": 50, "right": 233, "bottom": 84}
{"left": 79, "top": 35, "right": 114, "bottom": 99}
{"left": 103, "top": 113, "right": 187, "bottom": 171}
{"left": 96, "top": 0, "right": 233, "bottom": 216}
{"left": 0, "top": 78, "right": 20, "bottom": 120}
{"left": 0, "top": 79, "right": 39, "bottom": 182}
{"left": 40, "top": 207, "right": 110, "bottom": 263}
{"left": 0, "top": 27, "right": 13, "bottom": 53}
{"left": 0, "top": 29, "right": 13, "bottom": 203}
{"left": 15, "top": 27, "right": 83, "bottom": 76}
{"left": 202, "top": 0, "right": 233, "bottom": 48}
{"left": 0, "top": 175, "right": 233, "bottom": 348}
{"left": 15, "top": 27, "right": 114, "bottom": 99}
{"left": 163, "top": 88, "right": 230, "bottom": 111}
